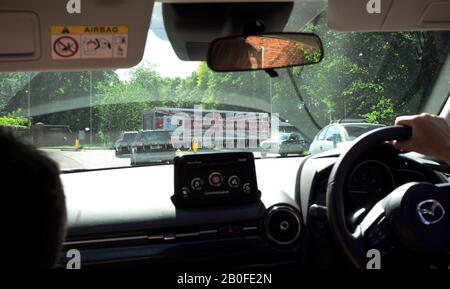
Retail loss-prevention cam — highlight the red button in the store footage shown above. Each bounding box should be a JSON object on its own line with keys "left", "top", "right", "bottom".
{"left": 209, "top": 172, "right": 223, "bottom": 187}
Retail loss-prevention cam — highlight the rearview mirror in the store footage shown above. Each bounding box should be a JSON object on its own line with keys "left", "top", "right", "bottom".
{"left": 207, "top": 33, "right": 323, "bottom": 72}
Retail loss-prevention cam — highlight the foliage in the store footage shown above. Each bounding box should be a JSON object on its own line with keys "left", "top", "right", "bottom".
{"left": 0, "top": 11, "right": 447, "bottom": 145}
{"left": 0, "top": 116, "right": 29, "bottom": 128}
{"left": 362, "top": 96, "right": 395, "bottom": 124}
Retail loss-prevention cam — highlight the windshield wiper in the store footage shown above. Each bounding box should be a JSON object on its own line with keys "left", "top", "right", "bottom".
{"left": 287, "top": 69, "right": 322, "bottom": 130}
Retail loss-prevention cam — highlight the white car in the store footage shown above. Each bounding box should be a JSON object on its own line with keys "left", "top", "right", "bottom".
{"left": 309, "top": 122, "right": 385, "bottom": 154}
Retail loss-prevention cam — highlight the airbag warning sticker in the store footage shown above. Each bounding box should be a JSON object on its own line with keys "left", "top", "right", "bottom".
{"left": 51, "top": 26, "right": 128, "bottom": 60}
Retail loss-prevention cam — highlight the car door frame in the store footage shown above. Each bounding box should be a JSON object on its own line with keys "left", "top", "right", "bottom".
{"left": 310, "top": 127, "right": 329, "bottom": 153}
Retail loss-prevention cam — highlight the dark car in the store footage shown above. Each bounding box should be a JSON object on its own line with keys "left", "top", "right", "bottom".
{"left": 130, "top": 130, "right": 175, "bottom": 165}
{"left": 260, "top": 132, "right": 309, "bottom": 157}
{"left": 114, "top": 131, "right": 138, "bottom": 155}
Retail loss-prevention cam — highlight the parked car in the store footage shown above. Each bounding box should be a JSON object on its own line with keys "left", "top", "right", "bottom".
{"left": 130, "top": 130, "right": 175, "bottom": 165}
{"left": 114, "top": 131, "right": 138, "bottom": 155}
{"left": 309, "top": 122, "right": 385, "bottom": 154}
{"left": 260, "top": 132, "right": 309, "bottom": 157}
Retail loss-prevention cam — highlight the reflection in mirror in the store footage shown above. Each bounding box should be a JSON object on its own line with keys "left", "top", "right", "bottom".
{"left": 208, "top": 33, "right": 323, "bottom": 72}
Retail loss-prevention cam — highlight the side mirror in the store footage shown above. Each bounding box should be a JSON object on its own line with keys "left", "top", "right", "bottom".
{"left": 207, "top": 32, "right": 323, "bottom": 72}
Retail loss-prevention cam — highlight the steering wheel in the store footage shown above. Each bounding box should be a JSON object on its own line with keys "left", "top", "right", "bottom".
{"left": 326, "top": 125, "right": 450, "bottom": 268}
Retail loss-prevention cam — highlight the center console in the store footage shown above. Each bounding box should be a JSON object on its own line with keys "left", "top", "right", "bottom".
{"left": 172, "top": 152, "right": 261, "bottom": 207}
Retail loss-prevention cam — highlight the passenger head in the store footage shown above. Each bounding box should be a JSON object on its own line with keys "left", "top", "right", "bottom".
{"left": 0, "top": 127, "right": 67, "bottom": 269}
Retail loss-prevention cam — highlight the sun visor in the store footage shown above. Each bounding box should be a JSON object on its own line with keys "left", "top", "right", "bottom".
{"left": 328, "top": 0, "right": 450, "bottom": 32}
{"left": 0, "top": 0, "right": 154, "bottom": 72}
{"left": 163, "top": 2, "right": 294, "bottom": 61}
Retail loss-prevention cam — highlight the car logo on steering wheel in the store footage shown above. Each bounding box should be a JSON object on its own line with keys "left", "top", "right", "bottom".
{"left": 416, "top": 199, "right": 445, "bottom": 225}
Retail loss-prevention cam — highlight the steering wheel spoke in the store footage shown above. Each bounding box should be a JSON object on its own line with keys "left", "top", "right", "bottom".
{"left": 353, "top": 200, "right": 400, "bottom": 262}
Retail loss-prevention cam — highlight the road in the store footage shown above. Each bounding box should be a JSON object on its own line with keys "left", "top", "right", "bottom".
{"left": 41, "top": 149, "right": 130, "bottom": 171}
{"left": 41, "top": 148, "right": 272, "bottom": 171}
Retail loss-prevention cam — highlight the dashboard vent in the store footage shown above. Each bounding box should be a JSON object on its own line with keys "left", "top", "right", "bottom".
{"left": 264, "top": 205, "right": 302, "bottom": 246}
{"left": 63, "top": 223, "right": 259, "bottom": 250}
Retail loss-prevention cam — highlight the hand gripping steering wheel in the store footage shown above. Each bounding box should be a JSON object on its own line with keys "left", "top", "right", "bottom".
{"left": 326, "top": 125, "right": 450, "bottom": 268}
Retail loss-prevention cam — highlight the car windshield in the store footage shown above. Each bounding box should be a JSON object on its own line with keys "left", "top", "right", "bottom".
{"left": 123, "top": 133, "right": 137, "bottom": 142}
{"left": 276, "top": 134, "right": 290, "bottom": 141}
{"left": 343, "top": 124, "right": 385, "bottom": 141}
{"left": 1, "top": 1, "right": 449, "bottom": 170}
{"left": 142, "top": 131, "right": 170, "bottom": 142}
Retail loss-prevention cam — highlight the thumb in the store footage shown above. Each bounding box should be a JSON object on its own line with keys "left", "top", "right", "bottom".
{"left": 392, "top": 140, "right": 413, "bottom": 152}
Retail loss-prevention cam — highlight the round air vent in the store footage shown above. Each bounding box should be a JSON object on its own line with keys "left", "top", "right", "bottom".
{"left": 264, "top": 205, "right": 302, "bottom": 246}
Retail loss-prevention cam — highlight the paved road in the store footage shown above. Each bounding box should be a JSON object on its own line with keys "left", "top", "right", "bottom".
{"left": 41, "top": 149, "right": 130, "bottom": 171}
{"left": 41, "top": 149, "right": 274, "bottom": 171}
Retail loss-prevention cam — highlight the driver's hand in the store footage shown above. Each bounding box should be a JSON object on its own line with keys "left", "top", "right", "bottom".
{"left": 392, "top": 113, "right": 450, "bottom": 165}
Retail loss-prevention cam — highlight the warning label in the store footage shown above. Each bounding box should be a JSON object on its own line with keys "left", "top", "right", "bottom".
{"left": 53, "top": 36, "right": 79, "bottom": 58}
{"left": 51, "top": 26, "right": 128, "bottom": 60}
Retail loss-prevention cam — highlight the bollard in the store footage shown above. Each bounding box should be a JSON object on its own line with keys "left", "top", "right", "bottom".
{"left": 191, "top": 137, "right": 198, "bottom": 153}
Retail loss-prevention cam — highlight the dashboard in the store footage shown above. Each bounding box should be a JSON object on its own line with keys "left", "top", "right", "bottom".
{"left": 59, "top": 157, "right": 304, "bottom": 269}
{"left": 58, "top": 146, "right": 448, "bottom": 269}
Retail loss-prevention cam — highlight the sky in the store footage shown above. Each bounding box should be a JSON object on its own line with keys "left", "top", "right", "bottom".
{"left": 116, "top": 4, "right": 199, "bottom": 81}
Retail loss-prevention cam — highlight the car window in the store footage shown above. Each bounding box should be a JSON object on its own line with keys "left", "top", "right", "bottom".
{"left": 324, "top": 126, "right": 337, "bottom": 139}
{"left": 142, "top": 131, "right": 171, "bottom": 142}
{"left": 289, "top": 134, "right": 299, "bottom": 141}
{"left": 324, "top": 126, "right": 342, "bottom": 142}
{"left": 343, "top": 125, "right": 385, "bottom": 141}
{"left": 316, "top": 128, "right": 328, "bottom": 141}
{"left": 279, "top": 134, "right": 289, "bottom": 141}
{"left": 123, "top": 133, "right": 137, "bottom": 142}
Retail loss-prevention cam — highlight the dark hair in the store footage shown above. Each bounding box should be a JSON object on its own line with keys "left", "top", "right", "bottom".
{"left": 0, "top": 127, "right": 67, "bottom": 269}
{"left": 210, "top": 37, "right": 260, "bottom": 71}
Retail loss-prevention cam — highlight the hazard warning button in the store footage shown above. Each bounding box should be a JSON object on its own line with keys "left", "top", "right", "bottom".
{"left": 209, "top": 172, "right": 223, "bottom": 187}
